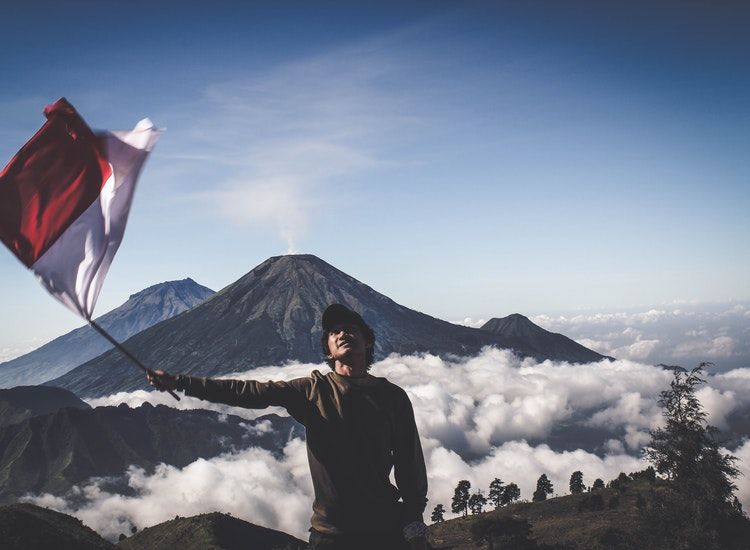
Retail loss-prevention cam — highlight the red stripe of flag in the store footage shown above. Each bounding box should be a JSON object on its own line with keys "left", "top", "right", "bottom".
{"left": 0, "top": 98, "right": 112, "bottom": 267}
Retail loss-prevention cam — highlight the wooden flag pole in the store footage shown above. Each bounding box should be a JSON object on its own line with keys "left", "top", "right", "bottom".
{"left": 88, "top": 319, "right": 180, "bottom": 401}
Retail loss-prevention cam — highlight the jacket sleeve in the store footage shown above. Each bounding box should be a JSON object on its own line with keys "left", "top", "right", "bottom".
{"left": 393, "top": 389, "right": 428, "bottom": 525}
{"left": 176, "top": 375, "right": 310, "bottom": 420}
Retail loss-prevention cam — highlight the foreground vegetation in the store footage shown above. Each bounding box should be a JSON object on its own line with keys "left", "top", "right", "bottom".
{"left": 429, "top": 363, "right": 750, "bottom": 549}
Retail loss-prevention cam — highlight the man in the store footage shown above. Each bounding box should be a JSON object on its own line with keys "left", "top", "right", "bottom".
{"left": 147, "top": 303, "right": 430, "bottom": 549}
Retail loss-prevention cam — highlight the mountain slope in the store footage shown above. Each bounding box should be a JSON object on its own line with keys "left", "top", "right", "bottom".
{"left": 47, "top": 255, "right": 608, "bottom": 398}
{"left": 0, "top": 503, "right": 112, "bottom": 549}
{"left": 481, "top": 313, "right": 608, "bottom": 363}
{"left": 117, "top": 512, "right": 307, "bottom": 549}
{"left": 0, "top": 386, "right": 90, "bottom": 427}
{"left": 428, "top": 480, "right": 654, "bottom": 549}
{"left": 0, "top": 404, "right": 303, "bottom": 504}
{"left": 0, "top": 278, "right": 214, "bottom": 388}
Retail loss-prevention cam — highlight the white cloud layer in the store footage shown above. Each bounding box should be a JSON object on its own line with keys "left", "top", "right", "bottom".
{"left": 39, "top": 350, "right": 750, "bottom": 541}
{"left": 531, "top": 301, "right": 750, "bottom": 370}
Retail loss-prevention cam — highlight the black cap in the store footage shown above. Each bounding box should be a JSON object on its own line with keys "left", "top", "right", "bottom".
{"left": 322, "top": 304, "right": 368, "bottom": 332}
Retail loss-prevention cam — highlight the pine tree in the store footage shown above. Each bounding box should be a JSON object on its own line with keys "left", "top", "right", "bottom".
{"left": 501, "top": 482, "right": 521, "bottom": 505}
{"left": 430, "top": 504, "right": 445, "bottom": 523}
{"left": 644, "top": 364, "right": 739, "bottom": 501}
{"left": 468, "top": 490, "right": 487, "bottom": 515}
{"left": 640, "top": 363, "right": 750, "bottom": 549}
{"left": 488, "top": 478, "right": 504, "bottom": 509}
{"left": 569, "top": 471, "right": 585, "bottom": 494}
{"left": 451, "top": 480, "right": 471, "bottom": 517}
{"left": 591, "top": 478, "right": 604, "bottom": 491}
{"left": 532, "top": 474, "right": 554, "bottom": 502}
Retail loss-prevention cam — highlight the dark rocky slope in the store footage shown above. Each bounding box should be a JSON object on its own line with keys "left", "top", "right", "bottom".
{"left": 0, "top": 503, "right": 112, "bottom": 549}
{"left": 0, "top": 403, "right": 302, "bottom": 504}
{"left": 0, "top": 385, "right": 90, "bottom": 427}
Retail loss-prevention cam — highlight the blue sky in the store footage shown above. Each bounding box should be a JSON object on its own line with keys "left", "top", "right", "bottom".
{"left": 1, "top": 0, "right": 748, "bottom": 350}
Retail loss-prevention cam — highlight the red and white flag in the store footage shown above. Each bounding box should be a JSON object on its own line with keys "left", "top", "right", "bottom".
{"left": 0, "top": 98, "right": 159, "bottom": 319}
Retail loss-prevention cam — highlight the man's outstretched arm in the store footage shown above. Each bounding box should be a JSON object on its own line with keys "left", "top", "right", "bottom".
{"left": 147, "top": 369, "right": 309, "bottom": 418}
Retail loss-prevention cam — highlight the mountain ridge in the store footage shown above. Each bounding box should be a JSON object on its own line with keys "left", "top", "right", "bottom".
{"left": 117, "top": 511, "right": 307, "bottom": 549}
{"left": 0, "top": 278, "right": 214, "bottom": 388}
{"left": 0, "top": 385, "right": 90, "bottom": 427}
{"left": 0, "top": 402, "right": 303, "bottom": 504}
{"left": 47, "top": 255, "right": 608, "bottom": 398}
{"left": 480, "top": 313, "right": 613, "bottom": 363}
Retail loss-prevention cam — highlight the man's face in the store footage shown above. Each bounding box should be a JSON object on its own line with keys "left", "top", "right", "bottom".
{"left": 326, "top": 322, "right": 370, "bottom": 365}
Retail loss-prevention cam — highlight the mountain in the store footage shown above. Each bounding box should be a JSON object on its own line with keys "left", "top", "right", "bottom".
{"left": 47, "top": 255, "right": 608, "bottom": 398}
{"left": 117, "top": 512, "right": 307, "bottom": 549}
{"left": 0, "top": 278, "right": 214, "bottom": 388}
{"left": 0, "top": 403, "right": 303, "bottom": 504}
{"left": 0, "top": 386, "right": 90, "bottom": 428}
{"left": 0, "top": 503, "right": 112, "bottom": 550}
{"left": 480, "top": 314, "right": 610, "bottom": 363}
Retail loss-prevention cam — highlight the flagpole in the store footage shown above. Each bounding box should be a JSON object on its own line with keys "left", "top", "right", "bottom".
{"left": 88, "top": 319, "right": 181, "bottom": 401}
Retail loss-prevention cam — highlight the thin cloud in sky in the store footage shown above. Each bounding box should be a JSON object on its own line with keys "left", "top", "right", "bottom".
{"left": 183, "top": 31, "right": 422, "bottom": 253}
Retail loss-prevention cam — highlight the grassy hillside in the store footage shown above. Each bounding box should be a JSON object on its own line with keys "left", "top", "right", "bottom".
{"left": 0, "top": 503, "right": 112, "bottom": 550}
{"left": 116, "top": 512, "right": 307, "bottom": 550}
{"left": 428, "top": 480, "right": 674, "bottom": 549}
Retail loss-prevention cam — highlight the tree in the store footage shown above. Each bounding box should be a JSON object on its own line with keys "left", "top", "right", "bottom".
{"left": 644, "top": 364, "right": 739, "bottom": 501}
{"left": 640, "top": 363, "right": 750, "bottom": 549}
{"left": 501, "top": 482, "right": 521, "bottom": 505}
{"left": 468, "top": 490, "right": 487, "bottom": 515}
{"left": 532, "top": 474, "right": 554, "bottom": 502}
{"left": 488, "top": 477, "right": 504, "bottom": 508}
{"left": 629, "top": 466, "right": 656, "bottom": 484}
{"left": 430, "top": 504, "right": 445, "bottom": 523}
{"left": 608, "top": 472, "right": 629, "bottom": 494}
{"left": 569, "top": 471, "right": 585, "bottom": 494}
{"left": 591, "top": 478, "right": 604, "bottom": 491}
{"left": 451, "top": 480, "right": 471, "bottom": 517}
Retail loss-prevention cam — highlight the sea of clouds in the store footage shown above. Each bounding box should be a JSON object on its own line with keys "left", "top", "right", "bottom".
{"left": 458, "top": 302, "right": 750, "bottom": 371}
{"left": 26, "top": 349, "right": 750, "bottom": 541}
{"left": 534, "top": 302, "right": 750, "bottom": 371}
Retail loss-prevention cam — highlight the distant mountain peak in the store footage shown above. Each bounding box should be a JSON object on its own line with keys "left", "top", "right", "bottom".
{"left": 0, "top": 279, "right": 215, "bottom": 388}
{"left": 127, "top": 277, "right": 211, "bottom": 300}
{"left": 504, "top": 312, "right": 532, "bottom": 323}
{"left": 481, "top": 314, "right": 611, "bottom": 363}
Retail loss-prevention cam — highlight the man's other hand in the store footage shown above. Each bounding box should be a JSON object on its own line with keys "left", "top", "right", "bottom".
{"left": 147, "top": 369, "right": 177, "bottom": 392}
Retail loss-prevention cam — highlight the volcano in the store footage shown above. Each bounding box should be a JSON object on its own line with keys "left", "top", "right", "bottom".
{"left": 47, "top": 255, "right": 607, "bottom": 397}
